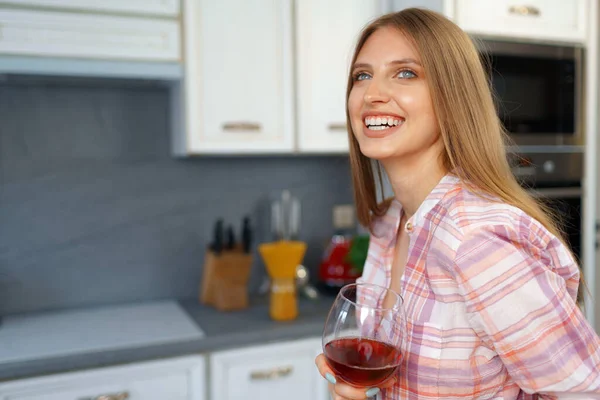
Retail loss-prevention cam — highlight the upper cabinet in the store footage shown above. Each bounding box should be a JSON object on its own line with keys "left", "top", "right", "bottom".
{"left": 177, "top": 0, "right": 385, "bottom": 155}
{"left": 451, "top": 0, "right": 588, "bottom": 44}
{"left": 0, "top": 9, "right": 180, "bottom": 62}
{"left": 178, "top": 0, "right": 295, "bottom": 154}
{"left": 0, "top": 1, "right": 182, "bottom": 79}
{"left": 295, "top": 0, "right": 380, "bottom": 153}
{"left": 0, "top": 0, "right": 180, "bottom": 17}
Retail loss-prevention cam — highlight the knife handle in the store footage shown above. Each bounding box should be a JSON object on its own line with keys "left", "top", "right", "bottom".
{"left": 212, "top": 219, "right": 224, "bottom": 254}
{"left": 242, "top": 217, "right": 252, "bottom": 253}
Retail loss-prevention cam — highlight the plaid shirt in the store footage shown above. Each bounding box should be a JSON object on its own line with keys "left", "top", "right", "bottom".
{"left": 357, "top": 175, "right": 600, "bottom": 399}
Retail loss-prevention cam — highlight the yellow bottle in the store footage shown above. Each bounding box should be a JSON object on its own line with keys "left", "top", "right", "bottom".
{"left": 258, "top": 241, "right": 307, "bottom": 321}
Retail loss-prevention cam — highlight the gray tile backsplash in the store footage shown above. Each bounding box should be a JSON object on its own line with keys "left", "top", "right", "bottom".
{"left": 0, "top": 79, "right": 353, "bottom": 315}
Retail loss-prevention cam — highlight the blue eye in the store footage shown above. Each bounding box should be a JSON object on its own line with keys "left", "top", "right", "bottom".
{"left": 354, "top": 72, "right": 371, "bottom": 81}
{"left": 397, "top": 70, "right": 417, "bottom": 79}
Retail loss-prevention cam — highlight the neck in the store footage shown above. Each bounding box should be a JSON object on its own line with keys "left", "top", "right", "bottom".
{"left": 380, "top": 142, "right": 447, "bottom": 218}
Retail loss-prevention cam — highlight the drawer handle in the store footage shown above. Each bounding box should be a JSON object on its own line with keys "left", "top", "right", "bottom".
{"left": 222, "top": 122, "right": 261, "bottom": 131}
{"left": 508, "top": 5, "right": 541, "bottom": 17}
{"left": 328, "top": 123, "right": 347, "bottom": 131}
{"left": 250, "top": 366, "right": 294, "bottom": 380}
{"left": 78, "top": 392, "right": 130, "bottom": 400}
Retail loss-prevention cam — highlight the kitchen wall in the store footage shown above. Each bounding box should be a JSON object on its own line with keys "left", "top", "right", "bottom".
{"left": 0, "top": 77, "right": 354, "bottom": 316}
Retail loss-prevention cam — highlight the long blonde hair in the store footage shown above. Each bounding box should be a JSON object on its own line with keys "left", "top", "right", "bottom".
{"left": 347, "top": 9, "right": 565, "bottom": 246}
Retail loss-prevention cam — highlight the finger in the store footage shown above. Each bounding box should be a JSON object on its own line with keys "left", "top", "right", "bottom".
{"left": 317, "top": 354, "right": 395, "bottom": 398}
{"left": 332, "top": 375, "right": 398, "bottom": 399}
{"left": 315, "top": 354, "right": 337, "bottom": 385}
{"left": 380, "top": 374, "right": 398, "bottom": 388}
{"left": 332, "top": 382, "right": 381, "bottom": 400}
{"left": 328, "top": 383, "right": 348, "bottom": 400}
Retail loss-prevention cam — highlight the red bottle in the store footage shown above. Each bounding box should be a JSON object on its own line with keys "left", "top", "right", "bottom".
{"left": 318, "top": 206, "right": 362, "bottom": 291}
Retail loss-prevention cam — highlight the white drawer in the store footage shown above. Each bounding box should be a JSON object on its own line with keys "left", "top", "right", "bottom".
{"left": 0, "top": 0, "right": 180, "bottom": 17}
{"left": 210, "top": 337, "right": 328, "bottom": 400}
{"left": 7, "top": 374, "right": 186, "bottom": 400}
{"left": 455, "top": 0, "right": 587, "bottom": 44}
{"left": 0, "top": 356, "right": 205, "bottom": 400}
{"left": 0, "top": 9, "right": 181, "bottom": 61}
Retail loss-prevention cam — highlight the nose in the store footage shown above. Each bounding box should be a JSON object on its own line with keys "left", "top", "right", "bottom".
{"left": 363, "top": 77, "right": 391, "bottom": 104}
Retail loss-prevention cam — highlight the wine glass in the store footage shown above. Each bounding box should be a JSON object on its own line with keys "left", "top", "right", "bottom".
{"left": 322, "top": 282, "right": 405, "bottom": 396}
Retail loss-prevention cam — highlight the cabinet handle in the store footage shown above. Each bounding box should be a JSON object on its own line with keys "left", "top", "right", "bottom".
{"left": 222, "top": 122, "right": 261, "bottom": 131}
{"left": 78, "top": 392, "right": 130, "bottom": 400}
{"left": 508, "top": 5, "right": 541, "bottom": 17}
{"left": 328, "top": 123, "right": 347, "bottom": 131}
{"left": 250, "top": 365, "right": 294, "bottom": 380}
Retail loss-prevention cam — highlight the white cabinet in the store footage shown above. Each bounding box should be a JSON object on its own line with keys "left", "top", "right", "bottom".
{"left": 0, "top": 0, "right": 180, "bottom": 17}
{"left": 295, "top": 0, "right": 381, "bottom": 153}
{"left": 209, "top": 337, "right": 328, "bottom": 400}
{"left": 0, "top": 356, "right": 206, "bottom": 400}
{"left": 177, "top": 0, "right": 386, "bottom": 155}
{"left": 178, "top": 0, "right": 295, "bottom": 154}
{"left": 452, "top": 0, "right": 588, "bottom": 44}
{"left": 0, "top": 9, "right": 181, "bottom": 61}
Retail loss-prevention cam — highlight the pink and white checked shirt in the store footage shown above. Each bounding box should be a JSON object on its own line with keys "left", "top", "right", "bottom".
{"left": 357, "top": 174, "right": 600, "bottom": 399}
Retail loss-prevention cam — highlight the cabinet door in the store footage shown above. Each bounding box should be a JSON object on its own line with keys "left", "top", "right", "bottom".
{"left": 0, "top": 9, "right": 180, "bottom": 61}
{"left": 210, "top": 337, "right": 328, "bottom": 400}
{"left": 454, "top": 0, "right": 587, "bottom": 44}
{"left": 181, "top": 0, "right": 294, "bottom": 154}
{"left": 0, "top": 0, "right": 180, "bottom": 17}
{"left": 0, "top": 356, "right": 206, "bottom": 400}
{"left": 296, "top": 0, "right": 381, "bottom": 153}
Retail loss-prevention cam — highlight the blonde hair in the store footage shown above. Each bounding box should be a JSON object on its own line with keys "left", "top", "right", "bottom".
{"left": 346, "top": 8, "right": 585, "bottom": 302}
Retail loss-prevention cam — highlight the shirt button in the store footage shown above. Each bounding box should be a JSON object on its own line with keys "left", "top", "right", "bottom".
{"left": 405, "top": 221, "right": 414, "bottom": 233}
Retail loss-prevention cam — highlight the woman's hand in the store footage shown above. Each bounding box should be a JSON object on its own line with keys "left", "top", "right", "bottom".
{"left": 315, "top": 353, "right": 397, "bottom": 399}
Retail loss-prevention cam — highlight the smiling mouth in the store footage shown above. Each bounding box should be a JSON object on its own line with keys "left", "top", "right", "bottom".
{"left": 364, "top": 116, "right": 404, "bottom": 133}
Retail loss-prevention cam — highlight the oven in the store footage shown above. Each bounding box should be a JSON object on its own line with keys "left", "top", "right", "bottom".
{"left": 478, "top": 40, "right": 584, "bottom": 147}
{"left": 510, "top": 152, "right": 582, "bottom": 263}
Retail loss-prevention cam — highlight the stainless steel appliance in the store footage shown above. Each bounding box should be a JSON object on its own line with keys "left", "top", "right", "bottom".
{"left": 478, "top": 40, "right": 584, "bottom": 147}
{"left": 510, "top": 151, "right": 582, "bottom": 261}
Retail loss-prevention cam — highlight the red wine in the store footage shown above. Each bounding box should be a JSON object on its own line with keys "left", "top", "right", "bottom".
{"left": 324, "top": 337, "right": 402, "bottom": 386}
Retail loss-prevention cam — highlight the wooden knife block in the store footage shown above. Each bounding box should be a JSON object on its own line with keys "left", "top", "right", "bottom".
{"left": 200, "top": 247, "right": 253, "bottom": 311}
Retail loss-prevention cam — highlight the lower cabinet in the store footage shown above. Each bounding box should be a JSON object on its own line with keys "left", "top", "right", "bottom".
{"left": 0, "top": 337, "right": 328, "bottom": 400}
{"left": 210, "top": 337, "right": 328, "bottom": 400}
{"left": 0, "top": 355, "right": 206, "bottom": 400}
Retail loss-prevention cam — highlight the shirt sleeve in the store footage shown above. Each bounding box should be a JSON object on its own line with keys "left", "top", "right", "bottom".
{"left": 453, "top": 223, "right": 600, "bottom": 396}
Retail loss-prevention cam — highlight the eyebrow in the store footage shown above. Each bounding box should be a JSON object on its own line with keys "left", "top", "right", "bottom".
{"left": 352, "top": 58, "right": 422, "bottom": 70}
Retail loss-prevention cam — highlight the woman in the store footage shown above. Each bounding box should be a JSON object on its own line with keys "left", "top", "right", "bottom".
{"left": 315, "top": 8, "right": 600, "bottom": 400}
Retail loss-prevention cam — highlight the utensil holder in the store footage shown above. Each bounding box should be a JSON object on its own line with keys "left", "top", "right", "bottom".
{"left": 200, "top": 246, "right": 253, "bottom": 311}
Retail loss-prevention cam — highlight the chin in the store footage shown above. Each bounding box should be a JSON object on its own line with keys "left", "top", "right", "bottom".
{"left": 357, "top": 142, "right": 398, "bottom": 161}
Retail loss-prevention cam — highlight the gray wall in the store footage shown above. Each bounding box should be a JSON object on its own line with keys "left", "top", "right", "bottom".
{"left": 0, "top": 78, "right": 353, "bottom": 316}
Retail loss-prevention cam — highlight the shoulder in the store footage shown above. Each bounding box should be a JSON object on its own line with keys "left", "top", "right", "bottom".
{"left": 436, "top": 183, "right": 573, "bottom": 268}
{"left": 439, "top": 183, "right": 578, "bottom": 280}
{"left": 442, "top": 183, "right": 551, "bottom": 246}
{"left": 444, "top": 185, "right": 529, "bottom": 231}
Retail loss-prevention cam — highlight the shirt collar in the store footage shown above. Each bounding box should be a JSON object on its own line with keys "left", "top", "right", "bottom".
{"left": 372, "top": 174, "right": 461, "bottom": 247}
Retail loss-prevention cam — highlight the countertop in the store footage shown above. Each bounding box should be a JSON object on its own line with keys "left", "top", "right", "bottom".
{"left": 0, "top": 296, "right": 334, "bottom": 382}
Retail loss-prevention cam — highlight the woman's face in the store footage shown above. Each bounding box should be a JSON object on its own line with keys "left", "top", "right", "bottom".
{"left": 348, "top": 27, "right": 441, "bottom": 162}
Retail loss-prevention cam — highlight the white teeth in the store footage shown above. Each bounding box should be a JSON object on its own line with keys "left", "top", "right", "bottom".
{"left": 364, "top": 116, "right": 403, "bottom": 128}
